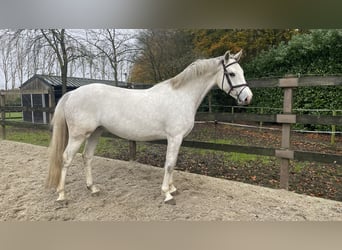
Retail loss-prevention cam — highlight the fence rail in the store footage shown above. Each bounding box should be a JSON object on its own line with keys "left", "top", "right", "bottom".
{"left": 196, "top": 112, "right": 342, "bottom": 126}
{"left": 248, "top": 75, "right": 342, "bottom": 88}
{"left": 2, "top": 108, "right": 341, "bottom": 126}
{"left": 1, "top": 76, "right": 342, "bottom": 191}
{"left": 0, "top": 106, "right": 54, "bottom": 113}
{"left": 150, "top": 139, "right": 342, "bottom": 165}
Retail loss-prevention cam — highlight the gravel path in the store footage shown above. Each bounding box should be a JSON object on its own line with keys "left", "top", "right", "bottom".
{"left": 0, "top": 140, "right": 341, "bottom": 221}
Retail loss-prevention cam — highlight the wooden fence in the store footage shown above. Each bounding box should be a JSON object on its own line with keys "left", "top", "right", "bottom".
{"left": 1, "top": 76, "right": 342, "bottom": 190}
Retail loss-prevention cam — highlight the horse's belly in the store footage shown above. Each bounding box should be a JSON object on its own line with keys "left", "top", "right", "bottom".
{"left": 102, "top": 118, "right": 166, "bottom": 141}
{"left": 106, "top": 127, "right": 166, "bottom": 141}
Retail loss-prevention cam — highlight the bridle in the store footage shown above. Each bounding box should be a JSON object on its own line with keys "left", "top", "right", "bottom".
{"left": 221, "top": 60, "right": 248, "bottom": 101}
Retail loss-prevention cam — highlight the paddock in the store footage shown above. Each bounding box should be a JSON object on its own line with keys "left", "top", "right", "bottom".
{"left": 0, "top": 140, "right": 341, "bottom": 221}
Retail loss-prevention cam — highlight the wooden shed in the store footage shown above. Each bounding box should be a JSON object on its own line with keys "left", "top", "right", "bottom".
{"left": 20, "top": 74, "right": 130, "bottom": 124}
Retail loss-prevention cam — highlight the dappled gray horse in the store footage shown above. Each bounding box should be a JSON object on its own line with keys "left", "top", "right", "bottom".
{"left": 47, "top": 50, "right": 253, "bottom": 204}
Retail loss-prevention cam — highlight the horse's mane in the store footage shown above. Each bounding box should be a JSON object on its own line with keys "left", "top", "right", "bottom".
{"left": 170, "top": 57, "right": 219, "bottom": 89}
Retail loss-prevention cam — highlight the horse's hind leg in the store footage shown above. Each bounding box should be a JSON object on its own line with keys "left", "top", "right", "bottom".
{"left": 57, "top": 135, "right": 85, "bottom": 202}
{"left": 82, "top": 128, "right": 103, "bottom": 196}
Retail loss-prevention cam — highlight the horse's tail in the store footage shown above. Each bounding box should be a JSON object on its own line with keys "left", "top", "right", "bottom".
{"left": 46, "top": 94, "right": 69, "bottom": 189}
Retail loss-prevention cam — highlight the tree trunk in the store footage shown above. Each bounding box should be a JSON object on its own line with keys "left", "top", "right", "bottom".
{"left": 61, "top": 63, "right": 68, "bottom": 95}
{"left": 60, "top": 29, "right": 68, "bottom": 95}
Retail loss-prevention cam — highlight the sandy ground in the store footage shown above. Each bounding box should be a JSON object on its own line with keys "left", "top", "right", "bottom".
{"left": 0, "top": 140, "right": 342, "bottom": 221}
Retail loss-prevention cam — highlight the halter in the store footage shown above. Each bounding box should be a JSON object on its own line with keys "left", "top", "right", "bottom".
{"left": 221, "top": 60, "right": 248, "bottom": 101}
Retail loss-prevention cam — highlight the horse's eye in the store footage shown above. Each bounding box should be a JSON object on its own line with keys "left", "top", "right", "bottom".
{"left": 229, "top": 72, "right": 235, "bottom": 77}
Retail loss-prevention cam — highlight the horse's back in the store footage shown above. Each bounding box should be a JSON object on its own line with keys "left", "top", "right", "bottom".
{"left": 63, "top": 83, "right": 170, "bottom": 140}
{"left": 66, "top": 83, "right": 139, "bottom": 108}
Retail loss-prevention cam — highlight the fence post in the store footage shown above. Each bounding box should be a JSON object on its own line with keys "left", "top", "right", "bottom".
{"left": 231, "top": 106, "right": 234, "bottom": 123}
{"left": 331, "top": 110, "right": 336, "bottom": 145}
{"left": 277, "top": 77, "right": 298, "bottom": 190}
{"left": 208, "top": 92, "right": 212, "bottom": 113}
{"left": 129, "top": 140, "right": 137, "bottom": 161}
{"left": 0, "top": 91, "right": 6, "bottom": 140}
{"left": 259, "top": 107, "right": 264, "bottom": 129}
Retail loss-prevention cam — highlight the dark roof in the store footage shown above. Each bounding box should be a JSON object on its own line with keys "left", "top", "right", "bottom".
{"left": 22, "top": 74, "right": 129, "bottom": 89}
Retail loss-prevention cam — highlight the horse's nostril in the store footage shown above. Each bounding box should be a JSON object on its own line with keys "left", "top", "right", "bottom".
{"left": 244, "top": 95, "right": 252, "bottom": 105}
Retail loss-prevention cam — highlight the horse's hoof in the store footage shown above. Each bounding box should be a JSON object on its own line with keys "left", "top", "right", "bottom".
{"left": 170, "top": 190, "right": 179, "bottom": 196}
{"left": 169, "top": 186, "right": 178, "bottom": 195}
{"left": 91, "top": 190, "right": 100, "bottom": 197}
{"left": 55, "top": 199, "right": 68, "bottom": 206}
{"left": 164, "top": 197, "right": 176, "bottom": 205}
{"left": 88, "top": 185, "right": 100, "bottom": 196}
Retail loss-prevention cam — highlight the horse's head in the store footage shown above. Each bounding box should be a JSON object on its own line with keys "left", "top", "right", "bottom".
{"left": 217, "top": 50, "right": 253, "bottom": 105}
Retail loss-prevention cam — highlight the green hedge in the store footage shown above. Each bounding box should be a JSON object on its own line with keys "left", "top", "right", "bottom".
{"left": 243, "top": 30, "right": 342, "bottom": 131}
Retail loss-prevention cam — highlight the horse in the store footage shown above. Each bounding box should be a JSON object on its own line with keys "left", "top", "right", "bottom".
{"left": 46, "top": 50, "right": 253, "bottom": 204}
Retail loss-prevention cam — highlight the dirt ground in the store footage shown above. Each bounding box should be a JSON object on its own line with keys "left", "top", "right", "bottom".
{"left": 1, "top": 140, "right": 342, "bottom": 221}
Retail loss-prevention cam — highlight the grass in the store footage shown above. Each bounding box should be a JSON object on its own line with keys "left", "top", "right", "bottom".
{"left": 5, "top": 112, "right": 23, "bottom": 120}
{"left": 4, "top": 126, "right": 272, "bottom": 166}
{"left": 292, "top": 161, "right": 307, "bottom": 173}
{"left": 228, "top": 152, "right": 272, "bottom": 165}
{"left": 4, "top": 126, "right": 145, "bottom": 162}
{"left": 93, "top": 137, "right": 131, "bottom": 159}
{"left": 5, "top": 126, "right": 50, "bottom": 147}
{"left": 2, "top": 126, "right": 306, "bottom": 170}
{"left": 180, "top": 138, "right": 273, "bottom": 166}
{"left": 208, "top": 138, "right": 273, "bottom": 165}
{"left": 1, "top": 125, "right": 327, "bottom": 170}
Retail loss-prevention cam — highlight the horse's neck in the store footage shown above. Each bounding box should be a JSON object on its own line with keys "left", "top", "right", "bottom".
{"left": 179, "top": 74, "right": 217, "bottom": 112}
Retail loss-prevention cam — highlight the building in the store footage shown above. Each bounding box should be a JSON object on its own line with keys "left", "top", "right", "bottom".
{"left": 20, "top": 74, "right": 131, "bottom": 124}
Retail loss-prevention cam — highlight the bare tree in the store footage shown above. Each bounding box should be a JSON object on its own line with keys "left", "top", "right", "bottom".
{"left": 14, "top": 30, "right": 33, "bottom": 86}
{"left": 40, "top": 29, "right": 69, "bottom": 94}
{"left": 0, "top": 29, "right": 60, "bottom": 89}
{"left": 2, "top": 29, "right": 41, "bottom": 88}
{"left": 40, "top": 29, "right": 88, "bottom": 95}
{"left": 0, "top": 31, "right": 13, "bottom": 90}
{"left": 85, "top": 29, "right": 138, "bottom": 85}
{"left": 0, "top": 29, "right": 138, "bottom": 90}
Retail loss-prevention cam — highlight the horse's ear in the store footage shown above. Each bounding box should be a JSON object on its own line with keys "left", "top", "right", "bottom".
{"left": 223, "top": 51, "right": 231, "bottom": 63}
{"left": 233, "top": 49, "right": 243, "bottom": 62}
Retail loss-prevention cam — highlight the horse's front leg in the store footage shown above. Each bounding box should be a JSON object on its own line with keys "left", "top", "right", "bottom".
{"left": 162, "top": 135, "right": 182, "bottom": 204}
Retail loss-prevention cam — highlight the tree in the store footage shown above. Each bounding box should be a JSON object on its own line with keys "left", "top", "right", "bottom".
{"left": 40, "top": 29, "right": 87, "bottom": 95}
{"left": 85, "top": 29, "right": 137, "bottom": 85}
{"left": 244, "top": 29, "right": 342, "bottom": 130}
{"left": 130, "top": 29, "right": 196, "bottom": 83}
{"left": 191, "top": 29, "right": 303, "bottom": 62}
{"left": 129, "top": 29, "right": 300, "bottom": 84}
{"left": 0, "top": 29, "right": 139, "bottom": 89}
{"left": 41, "top": 29, "right": 67, "bottom": 94}
{"left": 0, "top": 30, "right": 13, "bottom": 90}
{"left": 244, "top": 29, "right": 342, "bottom": 78}
{"left": 0, "top": 29, "right": 47, "bottom": 89}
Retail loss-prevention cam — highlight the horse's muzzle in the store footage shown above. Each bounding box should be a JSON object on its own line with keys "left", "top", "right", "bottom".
{"left": 237, "top": 87, "right": 253, "bottom": 105}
